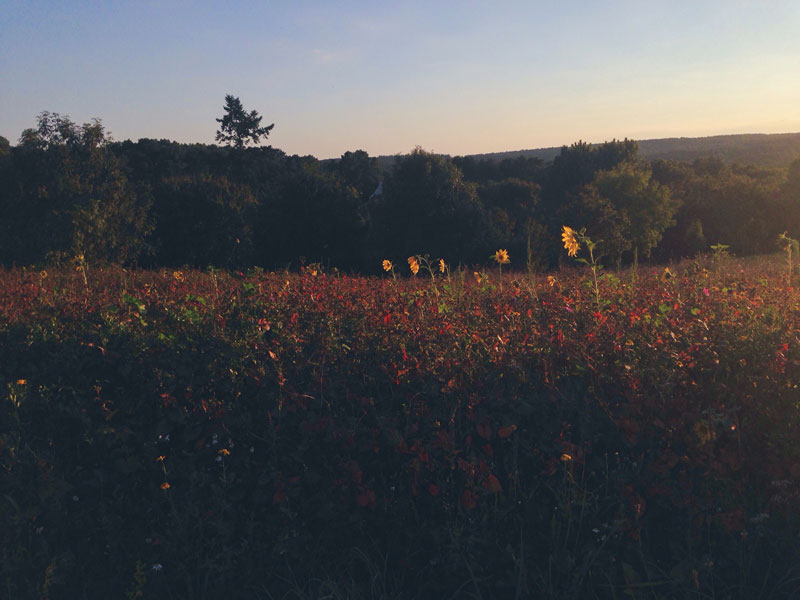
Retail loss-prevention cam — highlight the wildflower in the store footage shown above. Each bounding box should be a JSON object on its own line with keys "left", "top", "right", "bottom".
{"left": 560, "top": 453, "right": 572, "bottom": 462}
{"left": 661, "top": 267, "right": 673, "bottom": 281}
{"left": 561, "top": 226, "right": 580, "bottom": 257}
{"left": 156, "top": 455, "right": 166, "bottom": 462}
{"left": 16, "top": 379, "right": 27, "bottom": 385}
{"left": 172, "top": 270, "right": 185, "bottom": 282}
{"left": 547, "top": 275, "right": 557, "bottom": 287}
{"left": 160, "top": 482, "right": 170, "bottom": 490}
{"left": 39, "top": 270, "right": 48, "bottom": 279}
{"left": 218, "top": 448, "right": 230, "bottom": 456}
{"left": 408, "top": 256, "right": 420, "bottom": 275}
{"left": 439, "top": 259, "right": 446, "bottom": 273}
{"left": 473, "top": 271, "right": 483, "bottom": 284}
{"left": 152, "top": 563, "right": 163, "bottom": 572}
{"left": 382, "top": 259, "right": 393, "bottom": 272}
{"left": 492, "top": 249, "right": 510, "bottom": 265}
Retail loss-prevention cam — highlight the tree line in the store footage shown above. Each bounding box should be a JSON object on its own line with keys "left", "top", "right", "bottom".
{"left": 1, "top": 102, "right": 799, "bottom": 273}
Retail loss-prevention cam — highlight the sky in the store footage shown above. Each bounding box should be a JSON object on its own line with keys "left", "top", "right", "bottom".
{"left": 2, "top": 0, "right": 800, "bottom": 159}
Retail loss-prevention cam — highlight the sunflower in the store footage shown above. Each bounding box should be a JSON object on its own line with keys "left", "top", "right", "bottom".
{"left": 561, "top": 226, "right": 580, "bottom": 257}
{"left": 439, "top": 259, "right": 446, "bottom": 273}
{"left": 382, "top": 259, "right": 393, "bottom": 272}
{"left": 408, "top": 256, "right": 420, "bottom": 275}
{"left": 492, "top": 249, "right": 510, "bottom": 265}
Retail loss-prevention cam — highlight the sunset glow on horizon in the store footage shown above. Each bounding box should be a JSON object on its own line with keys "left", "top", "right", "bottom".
{"left": 2, "top": 1, "right": 799, "bottom": 158}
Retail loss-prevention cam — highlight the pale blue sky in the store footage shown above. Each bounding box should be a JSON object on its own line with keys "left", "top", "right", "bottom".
{"left": 2, "top": 1, "right": 799, "bottom": 158}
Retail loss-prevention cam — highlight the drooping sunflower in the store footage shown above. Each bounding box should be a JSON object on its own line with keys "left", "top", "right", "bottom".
{"left": 492, "top": 249, "right": 510, "bottom": 265}
{"left": 561, "top": 226, "right": 580, "bottom": 257}
{"left": 439, "top": 259, "right": 446, "bottom": 273}
{"left": 408, "top": 256, "right": 420, "bottom": 275}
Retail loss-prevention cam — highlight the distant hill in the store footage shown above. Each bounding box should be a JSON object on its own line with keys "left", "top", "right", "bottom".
{"left": 375, "top": 132, "right": 800, "bottom": 170}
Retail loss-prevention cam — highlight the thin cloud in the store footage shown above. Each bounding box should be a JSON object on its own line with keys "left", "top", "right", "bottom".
{"left": 310, "top": 48, "right": 357, "bottom": 64}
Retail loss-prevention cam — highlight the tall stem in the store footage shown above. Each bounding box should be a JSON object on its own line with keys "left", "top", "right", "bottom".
{"left": 589, "top": 246, "right": 600, "bottom": 309}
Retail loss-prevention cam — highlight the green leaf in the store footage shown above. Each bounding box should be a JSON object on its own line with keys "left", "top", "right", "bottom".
{"left": 121, "top": 292, "right": 145, "bottom": 313}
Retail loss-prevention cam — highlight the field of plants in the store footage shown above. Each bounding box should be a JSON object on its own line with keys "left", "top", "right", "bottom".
{"left": 2, "top": 250, "right": 800, "bottom": 599}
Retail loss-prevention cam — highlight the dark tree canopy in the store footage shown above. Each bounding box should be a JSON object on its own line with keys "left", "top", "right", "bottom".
{"left": 3, "top": 108, "right": 798, "bottom": 271}
{"left": 215, "top": 95, "right": 274, "bottom": 149}
{"left": 371, "top": 148, "right": 488, "bottom": 263}
{"left": 3, "top": 112, "right": 151, "bottom": 265}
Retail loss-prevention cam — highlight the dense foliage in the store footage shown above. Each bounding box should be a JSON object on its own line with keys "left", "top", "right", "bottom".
{"left": 1, "top": 112, "right": 799, "bottom": 272}
{"left": 2, "top": 256, "right": 800, "bottom": 598}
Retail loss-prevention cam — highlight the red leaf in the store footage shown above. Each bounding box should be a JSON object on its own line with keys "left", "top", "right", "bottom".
{"left": 357, "top": 489, "right": 376, "bottom": 509}
{"left": 498, "top": 424, "right": 517, "bottom": 439}
{"left": 347, "top": 461, "right": 363, "bottom": 484}
{"left": 461, "top": 488, "right": 477, "bottom": 510}
{"left": 483, "top": 474, "right": 502, "bottom": 494}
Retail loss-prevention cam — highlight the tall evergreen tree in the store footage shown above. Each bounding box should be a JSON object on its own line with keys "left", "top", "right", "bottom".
{"left": 215, "top": 95, "right": 274, "bottom": 149}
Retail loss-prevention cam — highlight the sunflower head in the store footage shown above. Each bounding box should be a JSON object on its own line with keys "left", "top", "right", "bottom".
{"left": 382, "top": 259, "right": 393, "bottom": 272}
{"left": 492, "top": 249, "right": 510, "bottom": 265}
{"left": 561, "top": 226, "right": 580, "bottom": 257}
{"left": 439, "top": 259, "right": 446, "bottom": 273}
{"left": 408, "top": 256, "right": 420, "bottom": 275}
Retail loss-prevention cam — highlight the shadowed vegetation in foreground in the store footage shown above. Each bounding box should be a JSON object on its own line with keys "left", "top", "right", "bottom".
{"left": 2, "top": 254, "right": 800, "bottom": 598}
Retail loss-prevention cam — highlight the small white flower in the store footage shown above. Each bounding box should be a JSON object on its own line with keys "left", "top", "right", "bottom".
{"left": 216, "top": 455, "right": 222, "bottom": 462}
{"left": 72, "top": 495, "right": 79, "bottom": 502}
{"left": 249, "top": 446, "right": 255, "bottom": 453}
{"left": 152, "top": 563, "right": 163, "bottom": 571}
